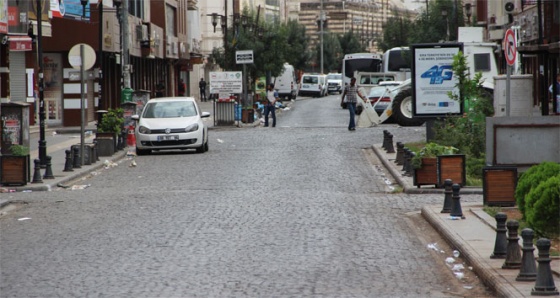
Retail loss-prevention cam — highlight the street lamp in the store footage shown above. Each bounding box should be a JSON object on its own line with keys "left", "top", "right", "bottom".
{"left": 36, "top": 0, "right": 47, "bottom": 167}
{"left": 80, "top": 0, "right": 88, "bottom": 20}
{"left": 441, "top": 9, "right": 449, "bottom": 41}
{"left": 464, "top": 3, "right": 472, "bottom": 26}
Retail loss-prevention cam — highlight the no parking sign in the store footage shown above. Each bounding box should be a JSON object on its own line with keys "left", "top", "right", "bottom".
{"left": 504, "top": 29, "right": 516, "bottom": 66}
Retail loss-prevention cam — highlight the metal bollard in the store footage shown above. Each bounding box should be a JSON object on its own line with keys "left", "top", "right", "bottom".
{"left": 43, "top": 155, "right": 54, "bottom": 179}
{"left": 516, "top": 228, "right": 537, "bottom": 281}
{"left": 31, "top": 159, "right": 43, "bottom": 184}
{"left": 73, "top": 146, "right": 82, "bottom": 169}
{"left": 395, "top": 142, "right": 404, "bottom": 165}
{"left": 532, "top": 238, "right": 559, "bottom": 295}
{"left": 386, "top": 133, "right": 395, "bottom": 153}
{"left": 401, "top": 148, "right": 410, "bottom": 172}
{"left": 502, "top": 220, "right": 522, "bottom": 269}
{"left": 490, "top": 212, "right": 508, "bottom": 259}
{"left": 63, "top": 150, "right": 74, "bottom": 172}
{"left": 440, "top": 179, "right": 453, "bottom": 213}
{"left": 449, "top": 184, "right": 465, "bottom": 219}
{"left": 382, "top": 130, "right": 389, "bottom": 150}
{"left": 405, "top": 151, "right": 415, "bottom": 176}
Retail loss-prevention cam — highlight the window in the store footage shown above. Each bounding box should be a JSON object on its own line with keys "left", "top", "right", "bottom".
{"left": 166, "top": 5, "right": 176, "bottom": 36}
{"left": 473, "top": 53, "right": 491, "bottom": 72}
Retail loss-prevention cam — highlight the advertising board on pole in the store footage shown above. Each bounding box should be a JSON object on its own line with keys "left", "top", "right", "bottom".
{"left": 412, "top": 43, "right": 463, "bottom": 117}
{"left": 209, "top": 71, "right": 243, "bottom": 95}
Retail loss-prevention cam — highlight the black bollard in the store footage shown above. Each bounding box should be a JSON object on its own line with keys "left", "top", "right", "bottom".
{"left": 395, "top": 142, "right": 404, "bottom": 165}
{"left": 516, "top": 228, "right": 537, "bottom": 281}
{"left": 43, "top": 155, "right": 54, "bottom": 179}
{"left": 490, "top": 212, "right": 508, "bottom": 259}
{"left": 382, "top": 130, "right": 389, "bottom": 150}
{"left": 402, "top": 148, "right": 410, "bottom": 172}
{"left": 73, "top": 146, "right": 82, "bottom": 169}
{"left": 502, "top": 220, "right": 522, "bottom": 269}
{"left": 532, "top": 238, "right": 559, "bottom": 295}
{"left": 63, "top": 149, "right": 74, "bottom": 172}
{"left": 386, "top": 133, "right": 395, "bottom": 153}
{"left": 405, "top": 152, "right": 415, "bottom": 176}
{"left": 440, "top": 179, "right": 453, "bottom": 213}
{"left": 92, "top": 141, "right": 99, "bottom": 162}
{"left": 31, "top": 159, "right": 43, "bottom": 184}
{"left": 449, "top": 184, "right": 465, "bottom": 219}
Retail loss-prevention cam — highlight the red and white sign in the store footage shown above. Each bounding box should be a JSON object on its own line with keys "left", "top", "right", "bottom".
{"left": 504, "top": 29, "right": 517, "bottom": 66}
{"left": 9, "top": 36, "right": 32, "bottom": 51}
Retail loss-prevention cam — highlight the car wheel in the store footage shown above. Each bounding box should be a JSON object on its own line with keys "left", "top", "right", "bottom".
{"left": 392, "top": 88, "right": 426, "bottom": 127}
{"left": 136, "top": 148, "right": 151, "bottom": 155}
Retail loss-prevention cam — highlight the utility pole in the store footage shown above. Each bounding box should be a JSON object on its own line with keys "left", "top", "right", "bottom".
{"left": 320, "top": 0, "right": 324, "bottom": 74}
{"left": 122, "top": 0, "right": 130, "bottom": 89}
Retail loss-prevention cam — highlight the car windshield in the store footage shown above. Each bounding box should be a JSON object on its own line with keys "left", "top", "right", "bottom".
{"left": 142, "top": 101, "right": 197, "bottom": 118}
{"left": 328, "top": 74, "right": 341, "bottom": 80}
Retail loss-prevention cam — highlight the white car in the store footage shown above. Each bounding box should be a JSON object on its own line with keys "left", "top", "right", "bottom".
{"left": 131, "top": 97, "right": 210, "bottom": 155}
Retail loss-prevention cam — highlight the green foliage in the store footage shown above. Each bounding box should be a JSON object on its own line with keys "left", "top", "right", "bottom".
{"left": 465, "top": 157, "right": 485, "bottom": 182}
{"left": 524, "top": 174, "right": 560, "bottom": 238}
{"left": 377, "top": 9, "right": 414, "bottom": 52}
{"left": 283, "top": 20, "right": 312, "bottom": 72}
{"left": 411, "top": 142, "right": 459, "bottom": 169}
{"left": 316, "top": 32, "right": 343, "bottom": 73}
{"left": 98, "top": 108, "right": 124, "bottom": 133}
{"left": 338, "top": 30, "right": 365, "bottom": 57}
{"left": 515, "top": 162, "right": 560, "bottom": 215}
{"left": 9, "top": 144, "right": 30, "bottom": 156}
{"left": 432, "top": 51, "right": 493, "bottom": 159}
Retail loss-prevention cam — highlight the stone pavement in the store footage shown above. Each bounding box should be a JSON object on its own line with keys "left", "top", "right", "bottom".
{"left": 1, "top": 99, "right": 558, "bottom": 297}
{"left": 372, "top": 144, "right": 560, "bottom": 298}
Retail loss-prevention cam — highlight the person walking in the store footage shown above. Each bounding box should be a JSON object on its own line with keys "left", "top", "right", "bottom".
{"left": 340, "top": 77, "right": 367, "bottom": 131}
{"left": 549, "top": 73, "right": 560, "bottom": 114}
{"left": 178, "top": 79, "right": 186, "bottom": 96}
{"left": 264, "top": 83, "right": 278, "bottom": 127}
{"left": 199, "top": 78, "right": 207, "bottom": 102}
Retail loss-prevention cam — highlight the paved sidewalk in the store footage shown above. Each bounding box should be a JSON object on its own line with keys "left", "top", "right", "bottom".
{"left": 372, "top": 143, "right": 560, "bottom": 298}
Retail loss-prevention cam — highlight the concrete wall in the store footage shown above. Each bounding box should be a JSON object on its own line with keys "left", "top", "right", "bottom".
{"left": 486, "top": 116, "right": 560, "bottom": 170}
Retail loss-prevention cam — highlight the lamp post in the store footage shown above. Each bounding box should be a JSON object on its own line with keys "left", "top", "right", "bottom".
{"left": 114, "top": 0, "right": 122, "bottom": 91}
{"left": 441, "top": 9, "right": 449, "bottom": 41}
{"left": 36, "top": 0, "right": 47, "bottom": 167}
{"left": 464, "top": 3, "right": 472, "bottom": 26}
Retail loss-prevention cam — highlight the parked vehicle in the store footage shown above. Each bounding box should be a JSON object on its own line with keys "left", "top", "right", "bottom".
{"left": 272, "top": 63, "right": 298, "bottom": 101}
{"left": 326, "top": 73, "right": 343, "bottom": 94}
{"left": 360, "top": 81, "right": 403, "bottom": 115}
{"left": 298, "top": 74, "right": 327, "bottom": 97}
{"left": 131, "top": 97, "right": 210, "bottom": 155}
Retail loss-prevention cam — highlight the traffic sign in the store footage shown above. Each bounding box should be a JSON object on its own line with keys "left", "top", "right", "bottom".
{"left": 236, "top": 50, "right": 253, "bottom": 64}
{"left": 504, "top": 29, "right": 516, "bottom": 66}
{"left": 68, "top": 43, "right": 96, "bottom": 70}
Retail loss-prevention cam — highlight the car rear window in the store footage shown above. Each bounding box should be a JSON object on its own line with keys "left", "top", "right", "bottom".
{"left": 302, "top": 76, "right": 318, "bottom": 84}
{"left": 143, "top": 101, "right": 197, "bottom": 118}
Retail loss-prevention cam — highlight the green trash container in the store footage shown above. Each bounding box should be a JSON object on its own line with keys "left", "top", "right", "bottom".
{"left": 121, "top": 88, "right": 134, "bottom": 103}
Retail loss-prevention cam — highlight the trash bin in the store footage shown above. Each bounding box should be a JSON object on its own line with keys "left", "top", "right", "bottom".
{"left": 121, "top": 87, "right": 134, "bottom": 103}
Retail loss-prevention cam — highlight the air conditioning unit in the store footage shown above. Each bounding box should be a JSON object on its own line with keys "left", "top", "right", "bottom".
{"left": 172, "top": 42, "right": 178, "bottom": 54}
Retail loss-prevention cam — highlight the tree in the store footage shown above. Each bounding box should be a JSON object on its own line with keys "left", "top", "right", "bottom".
{"left": 338, "top": 30, "right": 365, "bottom": 56}
{"left": 282, "top": 20, "right": 311, "bottom": 73}
{"left": 377, "top": 10, "right": 414, "bottom": 52}
{"left": 315, "top": 32, "right": 343, "bottom": 73}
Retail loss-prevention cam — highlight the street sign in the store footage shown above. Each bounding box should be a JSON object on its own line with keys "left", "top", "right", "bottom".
{"left": 209, "top": 71, "right": 243, "bottom": 94}
{"left": 236, "top": 50, "right": 253, "bottom": 64}
{"left": 69, "top": 43, "right": 96, "bottom": 70}
{"left": 504, "top": 29, "right": 516, "bottom": 66}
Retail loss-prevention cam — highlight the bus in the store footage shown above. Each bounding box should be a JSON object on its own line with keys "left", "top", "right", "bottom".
{"left": 382, "top": 47, "right": 412, "bottom": 81}
{"left": 341, "top": 53, "right": 383, "bottom": 86}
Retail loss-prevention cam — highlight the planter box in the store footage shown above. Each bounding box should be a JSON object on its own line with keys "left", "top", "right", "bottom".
{"left": 96, "top": 132, "right": 116, "bottom": 157}
{"left": 413, "top": 157, "right": 438, "bottom": 188}
{"left": 242, "top": 109, "right": 254, "bottom": 123}
{"left": 483, "top": 166, "right": 518, "bottom": 207}
{"left": 0, "top": 155, "right": 30, "bottom": 186}
{"left": 437, "top": 154, "right": 466, "bottom": 187}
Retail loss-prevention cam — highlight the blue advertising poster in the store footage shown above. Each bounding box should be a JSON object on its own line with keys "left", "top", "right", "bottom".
{"left": 411, "top": 43, "right": 463, "bottom": 117}
{"left": 52, "top": 0, "right": 90, "bottom": 20}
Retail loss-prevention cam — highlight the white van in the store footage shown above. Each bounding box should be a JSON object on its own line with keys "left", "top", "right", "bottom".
{"left": 272, "top": 63, "right": 298, "bottom": 100}
{"left": 298, "top": 74, "right": 327, "bottom": 97}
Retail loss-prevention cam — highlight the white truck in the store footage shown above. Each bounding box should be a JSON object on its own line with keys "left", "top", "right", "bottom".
{"left": 358, "top": 27, "right": 499, "bottom": 127}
